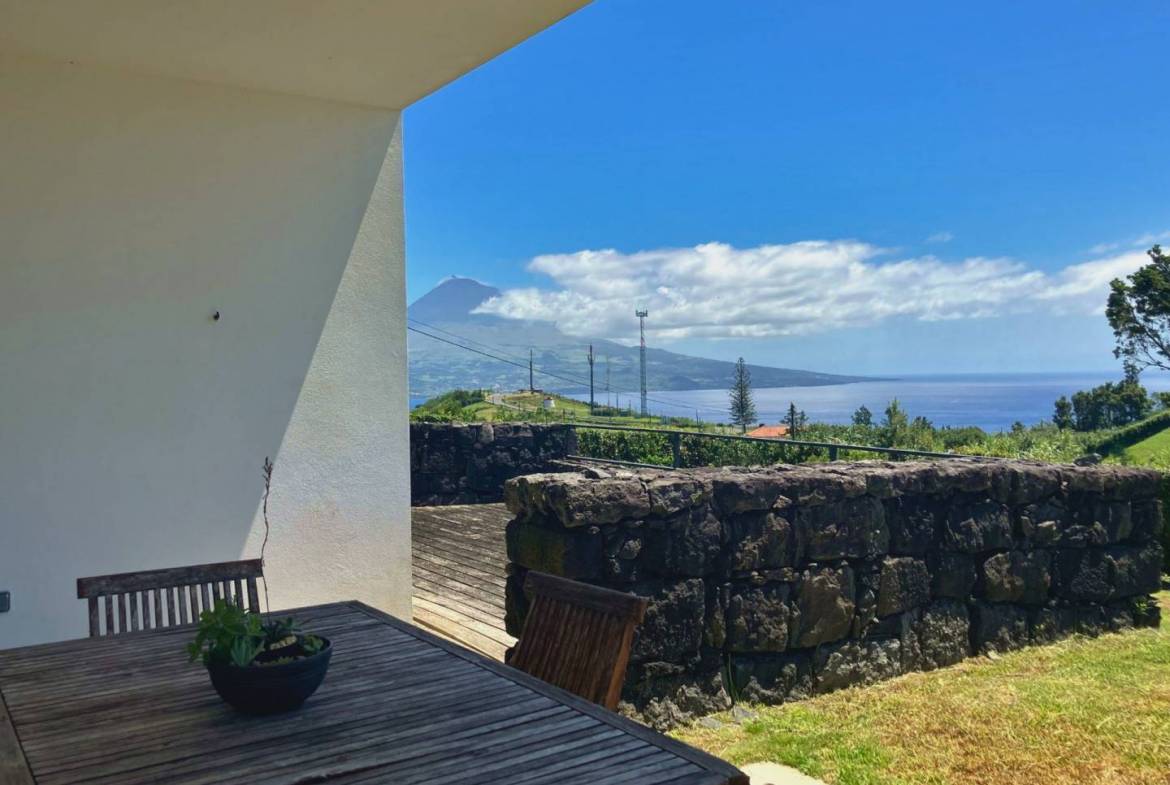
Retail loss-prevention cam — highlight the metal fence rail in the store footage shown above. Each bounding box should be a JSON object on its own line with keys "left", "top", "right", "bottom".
{"left": 570, "top": 421, "right": 962, "bottom": 468}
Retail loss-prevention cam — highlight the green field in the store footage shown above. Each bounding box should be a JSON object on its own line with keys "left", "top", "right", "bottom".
{"left": 1121, "top": 426, "right": 1170, "bottom": 468}
{"left": 674, "top": 593, "right": 1170, "bottom": 785}
{"left": 411, "top": 389, "right": 714, "bottom": 429}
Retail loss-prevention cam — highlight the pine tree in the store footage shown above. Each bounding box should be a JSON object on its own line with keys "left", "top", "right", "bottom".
{"left": 728, "top": 357, "right": 756, "bottom": 433}
{"left": 881, "top": 398, "right": 909, "bottom": 447}
{"left": 852, "top": 405, "right": 873, "bottom": 427}
{"left": 785, "top": 402, "right": 806, "bottom": 439}
{"left": 1053, "top": 396, "right": 1073, "bottom": 430}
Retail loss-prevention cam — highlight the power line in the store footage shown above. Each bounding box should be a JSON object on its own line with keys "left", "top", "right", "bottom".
{"left": 408, "top": 326, "right": 597, "bottom": 391}
{"left": 407, "top": 323, "right": 731, "bottom": 416}
{"left": 407, "top": 317, "right": 534, "bottom": 367}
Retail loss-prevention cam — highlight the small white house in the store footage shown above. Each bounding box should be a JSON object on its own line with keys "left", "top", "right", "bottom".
{"left": 0, "top": 0, "right": 591, "bottom": 648}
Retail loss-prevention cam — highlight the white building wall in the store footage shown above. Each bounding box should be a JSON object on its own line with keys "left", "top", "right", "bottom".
{"left": 0, "top": 54, "right": 411, "bottom": 648}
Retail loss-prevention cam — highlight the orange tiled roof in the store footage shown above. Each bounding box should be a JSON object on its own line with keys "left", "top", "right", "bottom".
{"left": 745, "top": 424, "right": 790, "bottom": 438}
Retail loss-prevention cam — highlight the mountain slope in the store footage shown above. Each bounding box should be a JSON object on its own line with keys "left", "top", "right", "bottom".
{"left": 407, "top": 277, "right": 870, "bottom": 397}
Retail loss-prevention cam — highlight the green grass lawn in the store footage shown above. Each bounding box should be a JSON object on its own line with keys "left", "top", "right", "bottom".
{"left": 1122, "top": 427, "right": 1170, "bottom": 469}
{"left": 498, "top": 391, "right": 690, "bottom": 427}
{"left": 674, "top": 592, "right": 1170, "bottom": 785}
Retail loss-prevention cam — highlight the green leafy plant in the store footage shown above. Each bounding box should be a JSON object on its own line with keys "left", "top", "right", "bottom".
{"left": 186, "top": 601, "right": 263, "bottom": 666}
{"left": 186, "top": 601, "right": 323, "bottom": 668}
{"left": 301, "top": 634, "right": 325, "bottom": 655}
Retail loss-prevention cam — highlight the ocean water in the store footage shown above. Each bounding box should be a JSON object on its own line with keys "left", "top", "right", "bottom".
{"left": 571, "top": 373, "right": 1170, "bottom": 432}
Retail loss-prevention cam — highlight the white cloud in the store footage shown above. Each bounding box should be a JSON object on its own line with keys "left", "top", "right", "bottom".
{"left": 473, "top": 240, "right": 1154, "bottom": 343}
{"left": 1132, "top": 231, "right": 1170, "bottom": 247}
{"left": 1088, "top": 231, "right": 1169, "bottom": 255}
{"left": 1088, "top": 241, "right": 1121, "bottom": 255}
{"left": 925, "top": 231, "right": 954, "bottom": 244}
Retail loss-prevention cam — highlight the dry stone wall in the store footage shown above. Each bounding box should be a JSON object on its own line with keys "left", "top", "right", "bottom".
{"left": 503, "top": 460, "right": 1164, "bottom": 729}
{"left": 410, "top": 423, "right": 577, "bottom": 505}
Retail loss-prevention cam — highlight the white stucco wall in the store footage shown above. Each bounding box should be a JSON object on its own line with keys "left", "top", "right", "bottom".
{"left": 0, "top": 54, "right": 411, "bottom": 648}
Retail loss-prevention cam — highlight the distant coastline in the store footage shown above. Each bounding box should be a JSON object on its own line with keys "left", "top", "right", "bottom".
{"left": 552, "top": 371, "right": 1170, "bottom": 432}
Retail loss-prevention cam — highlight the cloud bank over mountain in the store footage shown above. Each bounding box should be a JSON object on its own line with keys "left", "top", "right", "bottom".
{"left": 473, "top": 240, "right": 1151, "bottom": 344}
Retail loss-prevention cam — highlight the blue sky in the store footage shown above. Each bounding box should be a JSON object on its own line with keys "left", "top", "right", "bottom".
{"left": 404, "top": 0, "right": 1170, "bottom": 376}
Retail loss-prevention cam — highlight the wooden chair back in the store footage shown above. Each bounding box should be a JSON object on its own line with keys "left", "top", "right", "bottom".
{"left": 508, "top": 571, "right": 648, "bottom": 710}
{"left": 76, "top": 559, "right": 263, "bottom": 637}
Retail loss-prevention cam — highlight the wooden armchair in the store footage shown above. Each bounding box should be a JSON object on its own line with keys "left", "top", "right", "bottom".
{"left": 76, "top": 559, "right": 263, "bottom": 637}
{"left": 508, "top": 571, "right": 648, "bottom": 710}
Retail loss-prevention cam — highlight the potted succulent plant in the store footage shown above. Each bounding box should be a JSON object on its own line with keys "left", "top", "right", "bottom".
{"left": 187, "top": 457, "right": 331, "bottom": 714}
{"left": 187, "top": 601, "right": 332, "bottom": 714}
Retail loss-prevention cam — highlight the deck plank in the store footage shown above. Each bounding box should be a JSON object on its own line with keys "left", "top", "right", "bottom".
{"left": 411, "top": 504, "right": 515, "bottom": 658}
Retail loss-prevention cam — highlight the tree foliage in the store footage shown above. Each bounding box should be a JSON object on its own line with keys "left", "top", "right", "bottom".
{"left": 785, "top": 401, "right": 808, "bottom": 438}
{"left": 879, "top": 399, "right": 909, "bottom": 447}
{"left": 728, "top": 357, "right": 757, "bottom": 433}
{"left": 1069, "top": 378, "right": 1152, "bottom": 431}
{"left": 1107, "top": 245, "right": 1170, "bottom": 371}
{"left": 852, "top": 405, "right": 873, "bottom": 427}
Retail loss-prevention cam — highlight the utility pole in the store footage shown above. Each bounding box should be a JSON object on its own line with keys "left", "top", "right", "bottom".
{"left": 587, "top": 344, "right": 595, "bottom": 415}
{"left": 605, "top": 355, "right": 611, "bottom": 408}
{"left": 528, "top": 349, "right": 534, "bottom": 393}
{"left": 636, "top": 310, "right": 649, "bottom": 417}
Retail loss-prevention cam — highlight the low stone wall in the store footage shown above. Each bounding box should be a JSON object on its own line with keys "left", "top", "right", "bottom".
{"left": 410, "top": 422, "right": 577, "bottom": 505}
{"left": 503, "top": 460, "right": 1164, "bottom": 728}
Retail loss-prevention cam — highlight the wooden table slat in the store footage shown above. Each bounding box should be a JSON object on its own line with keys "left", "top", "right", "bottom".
{"left": 0, "top": 601, "right": 745, "bottom": 785}
{"left": 0, "top": 689, "right": 32, "bottom": 785}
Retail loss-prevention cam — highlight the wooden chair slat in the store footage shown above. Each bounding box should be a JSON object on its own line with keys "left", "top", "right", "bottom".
{"left": 86, "top": 597, "right": 99, "bottom": 638}
{"left": 246, "top": 577, "right": 261, "bottom": 613}
{"left": 142, "top": 591, "right": 152, "bottom": 631}
{"left": 76, "top": 559, "right": 263, "bottom": 596}
{"left": 509, "top": 571, "right": 648, "bottom": 710}
{"left": 75, "top": 560, "right": 265, "bottom": 638}
{"left": 130, "top": 592, "right": 141, "bottom": 632}
{"left": 118, "top": 594, "right": 129, "bottom": 635}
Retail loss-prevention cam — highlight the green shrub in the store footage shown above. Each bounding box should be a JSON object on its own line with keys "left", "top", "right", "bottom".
{"left": 1090, "top": 409, "right": 1170, "bottom": 456}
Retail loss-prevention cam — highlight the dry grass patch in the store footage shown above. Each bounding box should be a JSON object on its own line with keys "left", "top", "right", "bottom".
{"left": 674, "top": 592, "right": 1170, "bottom": 785}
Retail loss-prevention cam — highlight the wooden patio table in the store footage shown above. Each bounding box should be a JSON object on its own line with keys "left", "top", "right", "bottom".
{"left": 0, "top": 600, "right": 747, "bottom": 785}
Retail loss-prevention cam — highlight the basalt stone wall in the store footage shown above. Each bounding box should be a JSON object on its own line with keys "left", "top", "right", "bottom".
{"left": 410, "top": 423, "right": 577, "bottom": 505}
{"left": 503, "top": 461, "right": 1164, "bottom": 729}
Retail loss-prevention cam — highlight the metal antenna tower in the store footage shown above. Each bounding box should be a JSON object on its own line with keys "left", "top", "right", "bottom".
{"left": 636, "top": 310, "right": 649, "bottom": 417}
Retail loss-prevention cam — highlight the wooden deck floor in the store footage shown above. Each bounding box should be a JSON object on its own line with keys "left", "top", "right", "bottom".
{"left": 411, "top": 504, "right": 515, "bottom": 661}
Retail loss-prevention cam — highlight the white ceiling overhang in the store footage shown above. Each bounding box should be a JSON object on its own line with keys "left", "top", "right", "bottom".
{"left": 0, "top": 0, "right": 591, "bottom": 108}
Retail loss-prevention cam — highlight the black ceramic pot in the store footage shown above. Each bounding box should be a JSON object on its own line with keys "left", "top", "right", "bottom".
{"left": 206, "top": 637, "right": 332, "bottom": 714}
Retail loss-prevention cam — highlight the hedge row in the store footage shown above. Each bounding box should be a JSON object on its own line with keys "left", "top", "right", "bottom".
{"left": 1090, "top": 409, "right": 1170, "bottom": 456}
